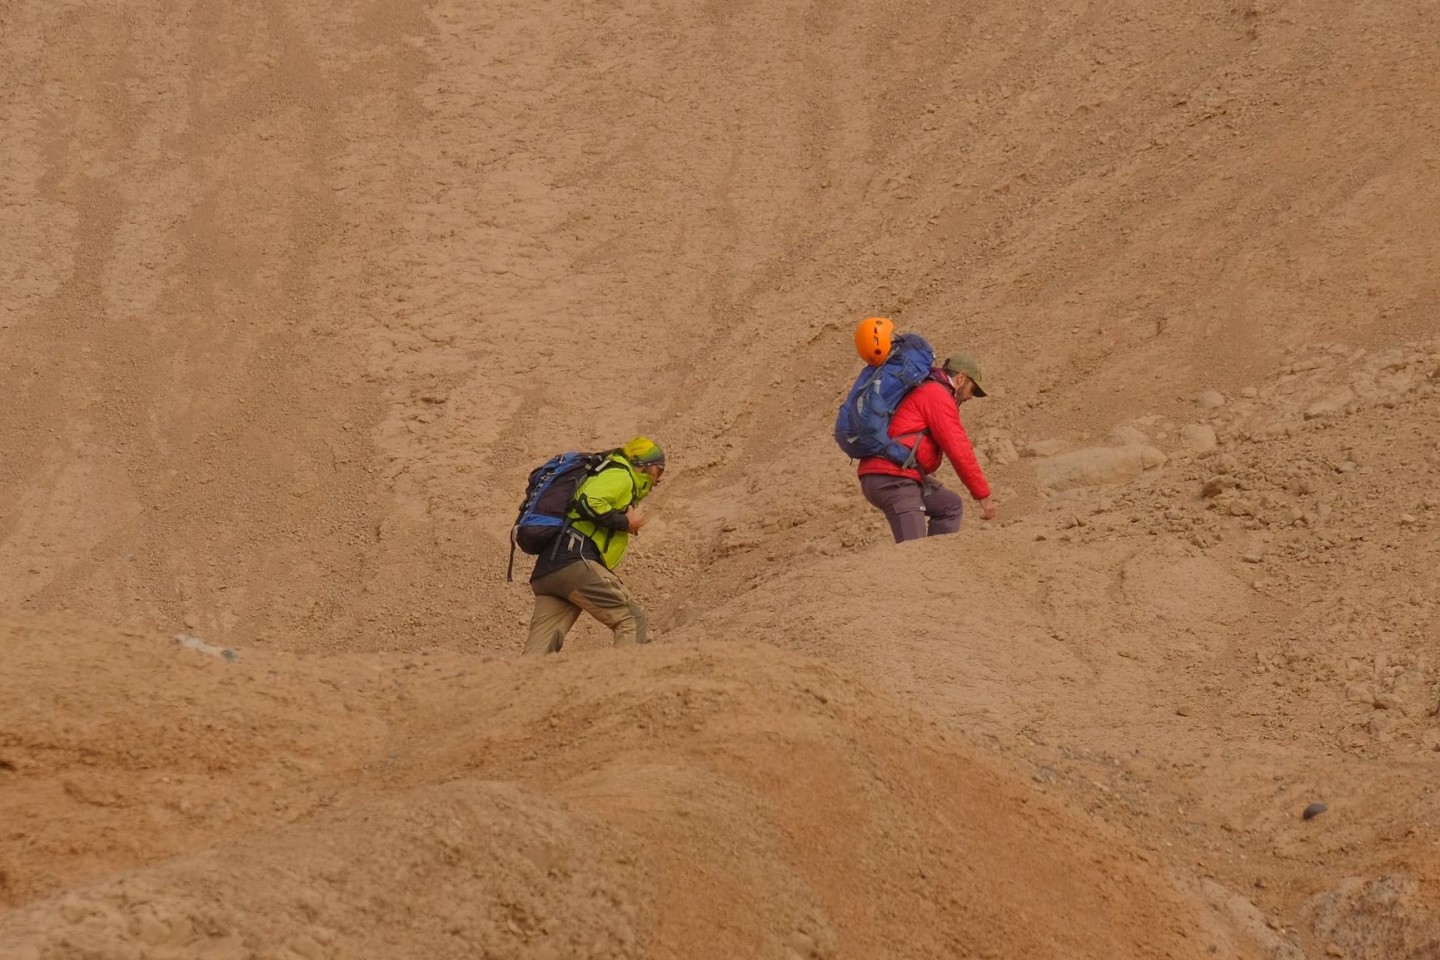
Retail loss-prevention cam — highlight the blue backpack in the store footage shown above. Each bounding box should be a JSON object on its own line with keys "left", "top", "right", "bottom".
{"left": 834, "top": 333, "right": 935, "bottom": 468}
{"left": 507, "top": 450, "right": 616, "bottom": 581}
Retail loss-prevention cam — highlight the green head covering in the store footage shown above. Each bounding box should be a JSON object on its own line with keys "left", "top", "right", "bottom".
{"left": 622, "top": 436, "right": 666, "bottom": 467}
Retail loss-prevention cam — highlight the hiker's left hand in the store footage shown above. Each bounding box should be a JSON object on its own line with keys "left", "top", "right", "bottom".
{"left": 626, "top": 508, "right": 648, "bottom": 534}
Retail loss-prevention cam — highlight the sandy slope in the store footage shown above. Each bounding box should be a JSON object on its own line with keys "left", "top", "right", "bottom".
{"left": 2, "top": 0, "right": 1439, "bottom": 956}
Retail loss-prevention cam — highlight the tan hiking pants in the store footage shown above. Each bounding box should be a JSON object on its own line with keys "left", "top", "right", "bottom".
{"left": 524, "top": 560, "right": 649, "bottom": 655}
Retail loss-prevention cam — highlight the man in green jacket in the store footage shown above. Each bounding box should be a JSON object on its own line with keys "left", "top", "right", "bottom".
{"left": 523, "top": 436, "right": 666, "bottom": 655}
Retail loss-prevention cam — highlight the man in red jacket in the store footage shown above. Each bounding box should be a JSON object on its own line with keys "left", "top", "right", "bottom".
{"left": 858, "top": 354, "right": 997, "bottom": 542}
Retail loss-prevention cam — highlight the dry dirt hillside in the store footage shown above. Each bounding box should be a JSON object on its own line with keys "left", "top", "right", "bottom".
{"left": 2, "top": 0, "right": 1438, "bottom": 957}
{"left": 1, "top": 623, "right": 1247, "bottom": 959}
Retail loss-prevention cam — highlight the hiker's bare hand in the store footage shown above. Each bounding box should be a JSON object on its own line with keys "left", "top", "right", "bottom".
{"left": 627, "top": 508, "right": 647, "bottom": 534}
{"left": 979, "top": 497, "right": 998, "bottom": 521}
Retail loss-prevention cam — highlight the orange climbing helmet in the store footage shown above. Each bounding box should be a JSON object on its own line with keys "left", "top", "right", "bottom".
{"left": 854, "top": 316, "right": 895, "bottom": 366}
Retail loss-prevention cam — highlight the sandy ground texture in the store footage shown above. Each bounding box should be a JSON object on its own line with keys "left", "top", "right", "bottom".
{"left": 2, "top": 0, "right": 1439, "bottom": 956}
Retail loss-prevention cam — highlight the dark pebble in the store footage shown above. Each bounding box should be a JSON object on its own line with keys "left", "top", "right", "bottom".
{"left": 1302, "top": 802, "right": 1327, "bottom": 820}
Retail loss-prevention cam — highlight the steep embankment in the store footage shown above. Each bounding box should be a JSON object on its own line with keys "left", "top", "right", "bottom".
{"left": 3, "top": 0, "right": 1437, "bottom": 652}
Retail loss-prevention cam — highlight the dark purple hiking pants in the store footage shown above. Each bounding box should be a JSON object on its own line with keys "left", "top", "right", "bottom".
{"left": 859, "top": 474, "right": 964, "bottom": 543}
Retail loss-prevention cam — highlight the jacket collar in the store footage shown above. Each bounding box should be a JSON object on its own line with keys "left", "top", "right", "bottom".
{"left": 928, "top": 368, "right": 956, "bottom": 389}
{"left": 609, "top": 453, "right": 653, "bottom": 499}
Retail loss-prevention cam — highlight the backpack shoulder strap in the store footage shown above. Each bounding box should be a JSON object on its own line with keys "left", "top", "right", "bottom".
{"left": 506, "top": 528, "right": 518, "bottom": 583}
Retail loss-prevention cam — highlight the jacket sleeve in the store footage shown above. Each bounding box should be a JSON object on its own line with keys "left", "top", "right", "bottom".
{"left": 575, "top": 468, "right": 634, "bottom": 531}
{"left": 921, "top": 385, "right": 992, "bottom": 500}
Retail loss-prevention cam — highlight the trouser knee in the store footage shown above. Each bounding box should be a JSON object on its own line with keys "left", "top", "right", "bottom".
{"left": 925, "top": 486, "right": 964, "bottom": 536}
{"left": 610, "top": 603, "right": 649, "bottom": 647}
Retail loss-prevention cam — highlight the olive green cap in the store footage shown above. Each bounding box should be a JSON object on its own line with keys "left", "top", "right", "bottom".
{"left": 942, "top": 355, "right": 987, "bottom": 397}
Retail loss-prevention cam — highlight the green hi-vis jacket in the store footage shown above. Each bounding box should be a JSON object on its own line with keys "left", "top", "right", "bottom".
{"left": 567, "top": 454, "right": 655, "bottom": 569}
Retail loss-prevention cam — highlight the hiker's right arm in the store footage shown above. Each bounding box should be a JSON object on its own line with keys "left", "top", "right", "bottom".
{"left": 576, "top": 470, "right": 634, "bottom": 531}
{"left": 925, "top": 391, "right": 992, "bottom": 501}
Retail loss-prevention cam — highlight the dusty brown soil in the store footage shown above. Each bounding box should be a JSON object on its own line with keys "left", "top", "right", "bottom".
{"left": 2, "top": 0, "right": 1438, "bottom": 957}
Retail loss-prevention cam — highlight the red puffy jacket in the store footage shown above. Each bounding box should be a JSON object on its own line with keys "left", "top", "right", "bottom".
{"left": 856, "top": 375, "right": 991, "bottom": 500}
